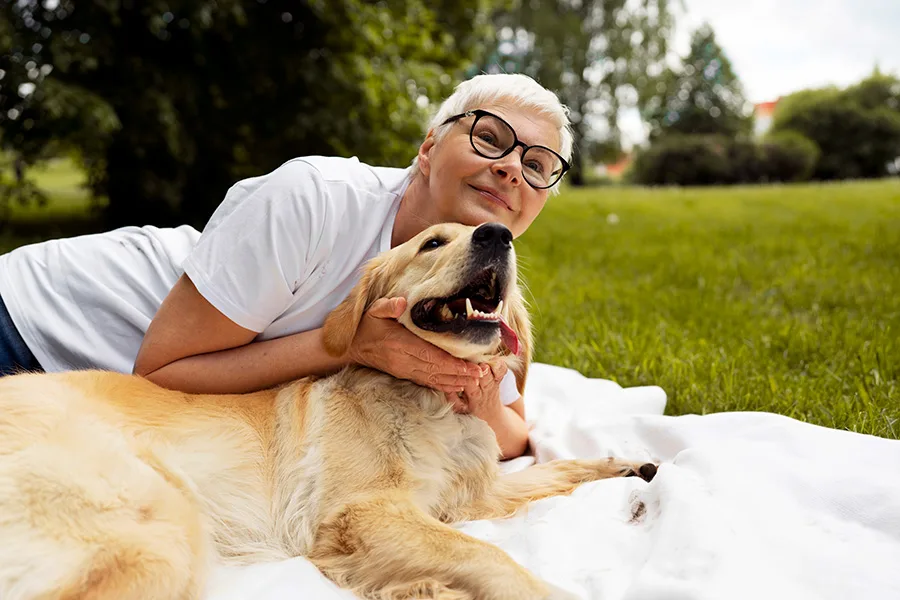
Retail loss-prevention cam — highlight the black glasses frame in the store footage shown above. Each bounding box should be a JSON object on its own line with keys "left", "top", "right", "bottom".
{"left": 441, "top": 109, "right": 570, "bottom": 189}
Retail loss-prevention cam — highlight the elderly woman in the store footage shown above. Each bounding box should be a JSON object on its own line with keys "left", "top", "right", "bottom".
{"left": 0, "top": 73, "right": 573, "bottom": 459}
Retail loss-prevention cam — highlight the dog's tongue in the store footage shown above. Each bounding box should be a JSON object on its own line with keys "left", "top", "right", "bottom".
{"left": 499, "top": 316, "right": 519, "bottom": 356}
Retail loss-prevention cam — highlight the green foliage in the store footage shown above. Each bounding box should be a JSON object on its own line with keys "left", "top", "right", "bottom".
{"left": 630, "top": 135, "right": 730, "bottom": 186}
{"left": 0, "top": 155, "right": 47, "bottom": 230}
{"left": 0, "top": 0, "right": 497, "bottom": 226}
{"left": 723, "top": 138, "right": 765, "bottom": 184}
{"left": 760, "top": 131, "right": 820, "bottom": 183}
{"left": 643, "top": 23, "right": 754, "bottom": 141}
{"left": 487, "top": 0, "right": 676, "bottom": 185}
{"left": 770, "top": 73, "right": 900, "bottom": 180}
{"left": 843, "top": 70, "right": 900, "bottom": 114}
{"left": 631, "top": 133, "right": 821, "bottom": 186}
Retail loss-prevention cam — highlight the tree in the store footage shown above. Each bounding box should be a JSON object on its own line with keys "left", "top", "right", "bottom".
{"left": 843, "top": 69, "right": 900, "bottom": 116}
{"left": 0, "top": 0, "right": 497, "bottom": 227}
{"left": 643, "top": 23, "right": 753, "bottom": 141}
{"left": 485, "top": 0, "right": 676, "bottom": 185}
{"left": 770, "top": 73, "right": 900, "bottom": 180}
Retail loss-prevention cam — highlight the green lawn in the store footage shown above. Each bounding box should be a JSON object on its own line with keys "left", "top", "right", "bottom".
{"left": 3, "top": 161, "right": 899, "bottom": 438}
{"left": 519, "top": 180, "right": 899, "bottom": 438}
{"left": 0, "top": 158, "right": 99, "bottom": 247}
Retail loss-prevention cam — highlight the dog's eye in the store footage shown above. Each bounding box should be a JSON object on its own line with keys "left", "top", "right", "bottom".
{"left": 419, "top": 238, "right": 446, "bottom": 252}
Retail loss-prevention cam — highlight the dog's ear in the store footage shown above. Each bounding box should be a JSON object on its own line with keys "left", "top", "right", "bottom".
{"left": 322, "top": 257, "right": 389, "bottom": 358}
{"left": 504, "top": 283, "right": 533, "bottom": 396}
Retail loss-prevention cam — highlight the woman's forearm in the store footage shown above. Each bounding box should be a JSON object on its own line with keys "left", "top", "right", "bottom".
{"left": 142, "top": 327, "right": 348, "bottom": 394}
{"left": 141, "top": 323, "right": 531, "bottom": 458}
{"left": 483, "top": 405, "right": 530, "bottom": 460}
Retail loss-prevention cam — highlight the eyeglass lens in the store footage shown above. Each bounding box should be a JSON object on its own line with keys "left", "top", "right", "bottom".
{"left": 470, "top": 114, "right": 564, "bottom": 188}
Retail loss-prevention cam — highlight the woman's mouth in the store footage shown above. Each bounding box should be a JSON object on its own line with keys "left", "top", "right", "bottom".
{"left": 470, "top": 185, "right": 511, "bottom": 210}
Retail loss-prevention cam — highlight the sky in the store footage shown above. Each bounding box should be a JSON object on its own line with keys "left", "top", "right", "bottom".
{"left": 618, "top": 0, "right": 900, "bottom": 147}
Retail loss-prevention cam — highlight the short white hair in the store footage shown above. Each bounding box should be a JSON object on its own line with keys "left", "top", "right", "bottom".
{"left": 410, "top": 73, "right": 573, "bottom": 191}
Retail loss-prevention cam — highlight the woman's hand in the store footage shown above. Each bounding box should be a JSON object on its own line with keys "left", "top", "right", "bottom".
{"left": 347, "top": 297, "right": 483, "bottom": 393}
{"left": 446, "top": 360, "right": 507, "bottom": 420}
{"left": 446, "top": 361, "right": 530, "bottom": 459}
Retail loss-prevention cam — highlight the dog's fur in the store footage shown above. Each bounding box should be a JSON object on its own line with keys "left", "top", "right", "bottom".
{"left": 0, "top": 223, "right": 656, "bottom": 600}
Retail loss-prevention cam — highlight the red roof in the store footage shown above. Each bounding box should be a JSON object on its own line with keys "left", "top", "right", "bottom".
{"left": 754, "top": 99, "right": 780, "bottom": 117}
{"left": 606, "top": 155, "right": 632, "bottom": 177}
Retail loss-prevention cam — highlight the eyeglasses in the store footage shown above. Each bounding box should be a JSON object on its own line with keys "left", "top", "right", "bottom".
{"left": 441, "top": 109, "right": 570, "bottom": 189}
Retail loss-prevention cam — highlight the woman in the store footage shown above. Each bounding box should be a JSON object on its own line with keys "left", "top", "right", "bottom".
{"left": 0, "top": 73, "right": 573, "bottom": 458}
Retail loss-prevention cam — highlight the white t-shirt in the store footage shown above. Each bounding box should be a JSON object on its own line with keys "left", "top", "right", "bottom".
{"left": 0, "top": 156, "right": 520, "bottom": 404}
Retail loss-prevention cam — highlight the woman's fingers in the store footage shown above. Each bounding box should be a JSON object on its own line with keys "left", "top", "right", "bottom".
{"left": 445, "top": 392, "right": 469, "bottom": 413}
{"left": 366, "top": 297, "right": 406, "bottom": 320}
{"left": 351, "top": 296, "right": 485, "bottom": 393}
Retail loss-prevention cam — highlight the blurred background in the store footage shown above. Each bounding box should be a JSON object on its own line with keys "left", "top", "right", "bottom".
{"left": 0, "top": 0, "right": 897, "bottom": 431}
{"left": 2, "top": 0, "right": 897, "bottom": 229}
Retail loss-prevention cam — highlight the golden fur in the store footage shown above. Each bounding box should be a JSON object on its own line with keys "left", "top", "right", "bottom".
{"left": 0, "top": 223, "right": 656, "bottom": 600}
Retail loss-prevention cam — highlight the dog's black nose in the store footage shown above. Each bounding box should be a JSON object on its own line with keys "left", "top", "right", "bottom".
{"left": 472, "top": 223, "right": 512, "bottom": 250}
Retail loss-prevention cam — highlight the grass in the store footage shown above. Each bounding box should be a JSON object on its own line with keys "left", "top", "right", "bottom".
{"left": 518, "top": 180, "right": 900, "bottom": 438}
{"left": 2, "top": 159, "right": 899, "bottom": 438}
{"left": 0, "top": 157, "right": 100, "bottom": 246}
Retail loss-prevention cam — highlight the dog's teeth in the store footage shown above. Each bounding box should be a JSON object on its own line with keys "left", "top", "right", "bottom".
{"left": 466, "top": 298, "right": 473, "bottom": 319}
{"left": 497, "top": 300, "right": 503, "bottom": 314}
{"left": 440, "top": 304, "right": 453, "bottom": 321}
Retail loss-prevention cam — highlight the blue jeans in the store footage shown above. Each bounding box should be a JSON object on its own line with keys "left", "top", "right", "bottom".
{"left": 0, "top": 293, "right": 42, "bottom": 376}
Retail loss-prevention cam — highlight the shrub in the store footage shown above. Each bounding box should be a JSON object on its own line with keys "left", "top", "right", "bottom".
{"left": 630, "top": 136, "right": 731, "bottom": 186}
{"left": 725, "top": 139, "right": 767, "bottom": 184}
{"left": 771, "top": 82, "right": 900, "bottom": 180}
{"left": 631, "top": 133, "right": 823, "bottom": 187}
{"left": 761, "top": 132, "right": 821, "bottom": 182}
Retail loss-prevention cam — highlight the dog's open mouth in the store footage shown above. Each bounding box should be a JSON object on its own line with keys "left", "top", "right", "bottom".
{"left": 411, "top": 268, "right": 519, "bottom": 355}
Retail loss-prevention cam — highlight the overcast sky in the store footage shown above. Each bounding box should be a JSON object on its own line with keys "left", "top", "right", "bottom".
{"left": 619, "top": 0, "right": 900, "bottom": 146}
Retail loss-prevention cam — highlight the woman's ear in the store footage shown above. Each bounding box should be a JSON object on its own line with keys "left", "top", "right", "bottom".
{"left": 504, "top": 284, "right": 533, "bottom": 397}
{"left": 417, "top": 129, "right": 437, "bottom": 179}
{"left": 322, "top": 257, "right": 388, "bottom": 358}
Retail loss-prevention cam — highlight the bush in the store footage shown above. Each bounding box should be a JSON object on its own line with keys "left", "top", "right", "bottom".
{"left": 634, "top": 74, "right": 900, "bottom": 188}
{"left": 771, "top": 81, "right": 900, "bottom": 180}
{"left": 631, "top": 133, "right": 821, "bottom": 187}
{"left": 630, "top": 136, "right": 731, "bottom": 186}
{"left": 761, "top": 132, "right": 821, "bottom": 182}
{"left": 725, "top": 139, "right": 767, "bottom": 184}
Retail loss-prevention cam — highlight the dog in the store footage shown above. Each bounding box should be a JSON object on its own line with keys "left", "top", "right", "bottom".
{"left": 0, "top": 222, "right": 657, "bottom": 600}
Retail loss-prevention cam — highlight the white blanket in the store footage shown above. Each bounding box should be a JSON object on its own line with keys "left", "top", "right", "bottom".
{"left": 207, "top": 363, "right": 900, "bottom": 600}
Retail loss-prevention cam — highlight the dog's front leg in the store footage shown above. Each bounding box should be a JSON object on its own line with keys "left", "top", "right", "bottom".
{"left": 459, "top": 457, "right": 657, "bottom": 522}
{"left": 309, "top": 492, "right": 570, "bottom": 600}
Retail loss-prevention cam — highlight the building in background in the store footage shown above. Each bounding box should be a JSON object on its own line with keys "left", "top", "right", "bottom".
{"left": 754, "top": 99, "right": 780, "bottom": 137}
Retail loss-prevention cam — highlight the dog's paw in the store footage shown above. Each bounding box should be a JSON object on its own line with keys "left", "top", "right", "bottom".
{"left": 626, "top": 462, "right": 658, "bottom": 482}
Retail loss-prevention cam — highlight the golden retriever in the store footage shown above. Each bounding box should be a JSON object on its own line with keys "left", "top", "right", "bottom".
{"left": 0, "top": 222, "right": 657, "bottom": 600}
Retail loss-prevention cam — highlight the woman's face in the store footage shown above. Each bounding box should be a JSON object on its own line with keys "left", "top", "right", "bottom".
{"left": 417, "top": 104, "right": 562, "bottom": 238}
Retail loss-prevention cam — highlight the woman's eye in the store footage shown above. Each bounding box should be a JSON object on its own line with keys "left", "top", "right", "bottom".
{"left": 525, "top": 160, "right": 544, "bottom": 174}
{"left": 420, "top": 238, "right": 445, "bottom": 252}
{"left": 477, "top": 132, "right": 497, "bottom": 145}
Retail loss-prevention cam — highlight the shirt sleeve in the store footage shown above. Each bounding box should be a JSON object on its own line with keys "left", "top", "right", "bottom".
{"left": 182, "top": 159, "right": 330, "bottom": 333}
{"left": 499, "top": 369, "right": 521, "bottom": 406}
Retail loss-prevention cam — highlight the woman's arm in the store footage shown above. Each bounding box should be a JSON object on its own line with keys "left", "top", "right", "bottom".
{"left": 133, "top": 275, "right": 342, "bottom": 393}
{"left": 451, "top": 363, "right": 530, "bottom": 460}
{"left": 483, "top": 399, "right": 530, "bottom": 460}
{"left": 134, "top": 275, "right": 483, "bottom": 394}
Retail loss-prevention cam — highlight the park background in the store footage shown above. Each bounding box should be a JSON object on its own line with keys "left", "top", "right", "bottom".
{"left": 1, "top": 0, "right": 898, "bottom": 438}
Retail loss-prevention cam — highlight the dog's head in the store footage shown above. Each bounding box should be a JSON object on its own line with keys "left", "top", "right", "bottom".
{"left": 323, "top": 222, "right": 532, "bottom": 394}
